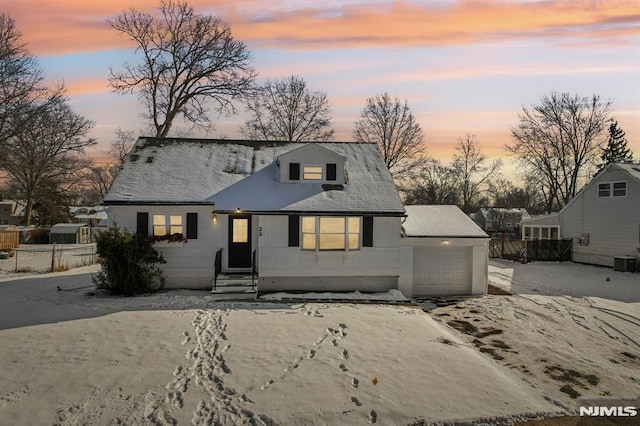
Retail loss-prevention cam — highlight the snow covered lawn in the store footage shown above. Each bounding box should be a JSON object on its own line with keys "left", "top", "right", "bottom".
{"left": 429, "top": 260, "right": 640, "bottom": 414}
{"left": 0, "top": 261, "right": 638, "bottom": 424}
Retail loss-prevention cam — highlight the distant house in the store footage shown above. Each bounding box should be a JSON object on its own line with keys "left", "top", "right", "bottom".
{"left": 558, "top": 163, "right": 640, "bottom": 268}
{"left": 0, "top": 199, "right": 26, "bottom": 226}
{"left": 70, "top": 206, "right": 109, "bottom": 227}
{"left": 474, "top": 208, "right": 530, "bottom": 234}
{"left": 103, "top": 137, "right": 488, "bottom": 296}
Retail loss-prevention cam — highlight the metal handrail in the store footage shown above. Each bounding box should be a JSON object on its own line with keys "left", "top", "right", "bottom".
{"left": 251, "top": 249, "right": 257, "bottom": 290}
{"left": 214, "top": 248, "right": 223, "bottom": 291}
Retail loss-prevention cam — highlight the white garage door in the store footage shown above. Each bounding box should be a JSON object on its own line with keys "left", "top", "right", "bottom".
{"left": 413, "top": 246, "right": 472, "bottom": 296}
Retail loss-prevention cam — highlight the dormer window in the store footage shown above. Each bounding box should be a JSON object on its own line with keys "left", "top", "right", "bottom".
{"left": 303, "top": 165, "right": 323, "bottom": 180}
{"left": 279, "top": 144, "right": 346, "bottom": 184}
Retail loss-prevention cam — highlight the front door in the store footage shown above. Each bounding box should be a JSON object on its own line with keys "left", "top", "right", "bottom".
{"left": 228, "top": 215, "right": 252, "bottom": 268}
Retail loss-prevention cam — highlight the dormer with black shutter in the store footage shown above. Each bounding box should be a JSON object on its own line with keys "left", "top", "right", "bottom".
{"left": 278, "top": 144, "right": 347, "bottom": 185}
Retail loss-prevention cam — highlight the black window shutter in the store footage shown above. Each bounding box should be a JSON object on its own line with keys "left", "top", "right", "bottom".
{"left": 288, "top": 215, "right": 300, "bottom": 247}
{"left": 363, "top": 216, "right": 374, "bottom": 247}
{"left": 186, "top": 213, "right": 198, "bottom": 239}
{"left": 289, "top": 163, "right": 300, "bottom": 180}
{"left": 326, "top": 163, "right": 337, "bottom": 181}
{"left": 136, "top": 212, "right": 149, "bottom": 236}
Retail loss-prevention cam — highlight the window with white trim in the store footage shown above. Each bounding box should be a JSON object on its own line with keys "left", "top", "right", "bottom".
{"left": 301, "top": 216, "right": 361, "bottom": 251}
{"left": 598, "top": 181, "right": 627, "bottom": 197}
{"left": 153, "top": 214, "right": 183, "bottom": 237}
{"left": 302, "top": 165, "right": 323, "bottom": 180}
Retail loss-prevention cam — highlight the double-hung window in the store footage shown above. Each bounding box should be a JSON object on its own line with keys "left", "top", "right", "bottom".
{"left": 598, "top": 181, "right": 627, "bottom": 197}
{"left": 302, "top": 165, "right": 323, "bottom": 180}
{"left": 301, "top": 216, "right": 361, "bottom": 251}
{"left": 153, "top": 214, "right": 183, "bottom": 237}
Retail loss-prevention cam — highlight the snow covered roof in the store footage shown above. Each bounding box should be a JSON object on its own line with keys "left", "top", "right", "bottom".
{"left": 611, "top": 162, "right": 640, "bottom": 182}
{"left": 50, "top": 223, "right": 89, "bottom": 233}
{"left": 103, "top": 138, "right": 404, "bottom": 215}
{"left": 402, "top": 205, "right": 488, "bottom": 238}
{"left": 478, "top": 208, "right": 530, "bottom": 220}
{"left": 521, "top": 213, "right": 560, "bottom": 226}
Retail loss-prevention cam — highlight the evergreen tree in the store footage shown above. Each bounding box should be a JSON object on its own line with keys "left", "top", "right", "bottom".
{"left": 600, "top": 121, "right": 633, "bottom": 168}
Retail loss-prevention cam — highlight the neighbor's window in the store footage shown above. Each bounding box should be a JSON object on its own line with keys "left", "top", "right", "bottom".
{"left": 613, "top": 181, "right": 627, "bottom": 197}
{"left": 301, "top": 216, "right": 361, "bottom": 251}
{"left": 598, "top": 181, "right": 627, "bottom": 197}
{"left": 303, "top": 165, "right": 323, "bottom": 180}
{"left": 153, "top": 214, "right": 183, "bottom": 237}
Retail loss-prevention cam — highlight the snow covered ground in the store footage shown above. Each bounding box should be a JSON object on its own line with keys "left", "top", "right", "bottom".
{"left": 0, "top": 261, "right": 638, "bottom": 424}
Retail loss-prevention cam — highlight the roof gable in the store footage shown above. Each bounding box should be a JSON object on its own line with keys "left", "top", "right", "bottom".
{"left": 277, "top": 143, "right": 346, "bottom": 163}
{"left": 560, "top": 162, "right": 640, "bottom": 212}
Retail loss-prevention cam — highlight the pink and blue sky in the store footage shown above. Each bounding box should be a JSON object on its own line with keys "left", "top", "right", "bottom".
{"left": 4, "top": 0, "right": 640, "bottom": 172}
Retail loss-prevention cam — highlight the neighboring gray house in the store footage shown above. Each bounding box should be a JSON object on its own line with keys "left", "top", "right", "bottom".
{"left": 0, "top": 200, "right": 26, "bottom": 226}
{"left": 103, "top": 137, "right": 488, "bottom": 296}
{"left": 559, "top": 163, "right": 640, "bottom": 268}
{"left": 474, "top": 208, "right": 530, "bottom": 234}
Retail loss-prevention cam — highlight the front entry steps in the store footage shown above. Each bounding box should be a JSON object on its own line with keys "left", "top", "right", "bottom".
{"left": 211, "top": 274, "right": 257, "bottom": 299}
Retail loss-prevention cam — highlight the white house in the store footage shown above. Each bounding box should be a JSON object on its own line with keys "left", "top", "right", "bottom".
{"left": 399, "top": 205, "right": 489, "bottom": 297}
{"left": 103, "top": 137, "right": 491, "bottom": 295}
{"left": 559, "top": 163, "right": 640, "bottom": 268}
{"left": 103, "top": 138, "right": 406, "bottom": 293}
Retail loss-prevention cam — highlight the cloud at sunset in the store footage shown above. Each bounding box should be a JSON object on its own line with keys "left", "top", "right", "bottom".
{"left": 4, "top": 1, "right": 639, "bottom": 55}
{"left": 2, "top": 0, "right": 637, "bottom": 171}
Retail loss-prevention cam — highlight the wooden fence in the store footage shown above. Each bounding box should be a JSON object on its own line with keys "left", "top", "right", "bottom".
{"left": 0, "top": 230, "right": 20, "bottom": 251}
{"left": 490, "top": 239, "right": 572, "bottom": 263}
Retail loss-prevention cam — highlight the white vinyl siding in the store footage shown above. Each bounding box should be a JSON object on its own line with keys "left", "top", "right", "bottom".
{"left": 561, "top": 168, "right": 639, "bottom": 267}
{"left": 258, "top": 215, "right": 400, "bottom": 279}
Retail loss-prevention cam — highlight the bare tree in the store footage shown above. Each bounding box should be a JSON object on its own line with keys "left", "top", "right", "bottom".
{"left": 1, "top": 89, "right": 95, "bottom": 225}
{"left": 488, "top": 178, "right": 546, "bottom": 214}
{"left": 353, "top": 92, "right": 425, "bottom": 180}
{"left": 109, "top": 127, "right": 136, "bottom": 166}
{"left": 0, "top": 14, "right": 44, "bottom": 141}
{"left": 108, "top": 0, "right": 257, "bottom": 138}
{"left": 241, "top": 75, "right": 334, "bottom": 142}
{"left": 451, "top": 134, "right": 502, "bottom": 213}
{"left": 86, "top": 128, "right": 136, "bottom": 201}
{"left": 506, "top": 92, "right": 612, "bottom": 212}
{"left": 403, "top": 158, "right": 458, "bottom": 205}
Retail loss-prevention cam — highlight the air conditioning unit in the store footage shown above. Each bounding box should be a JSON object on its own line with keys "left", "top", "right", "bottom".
{"left": 614, "top": 256, "right": 636, "bottom": 272}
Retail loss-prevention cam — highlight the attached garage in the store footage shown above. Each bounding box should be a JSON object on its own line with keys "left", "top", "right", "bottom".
{"left": 399, "top": 205, "right": 489, "bottom": 297}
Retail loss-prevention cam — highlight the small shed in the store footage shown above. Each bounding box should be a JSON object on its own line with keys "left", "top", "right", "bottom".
{"left": 49, "top": 223, "right": 91, "bottom": 244}
{"left": 399, "top": 205, "right": 489, "bottom": 297}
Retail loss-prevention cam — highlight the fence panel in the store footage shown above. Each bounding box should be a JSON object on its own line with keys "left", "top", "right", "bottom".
{"left": 0, "top": 231, "right": 20, "bottom": 251}
{"left": 1, "top": 244, "right": 97, "bottom": 273}
{"left": 490, "top": 239, "right": 572, "bottom": 263}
